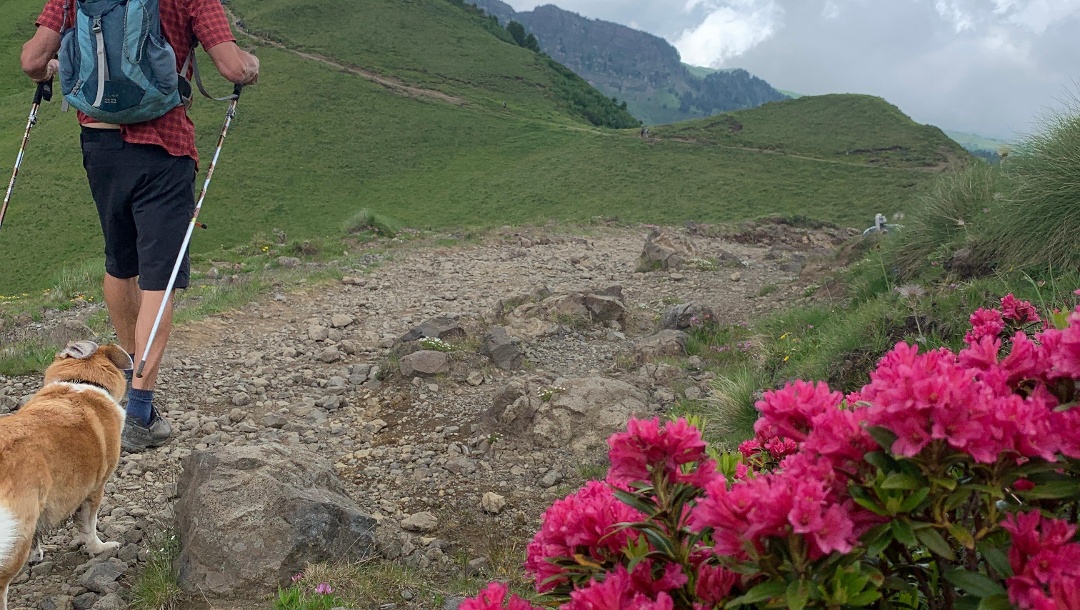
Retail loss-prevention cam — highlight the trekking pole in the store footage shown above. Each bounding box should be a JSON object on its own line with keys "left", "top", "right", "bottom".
{"left": 1, "top": 79, "right": 52, "bottom": 234}
{"left": 136, "top": 84, "right": 243, "bottom": 378}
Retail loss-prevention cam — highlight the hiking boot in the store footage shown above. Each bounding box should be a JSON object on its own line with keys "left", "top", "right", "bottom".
{"left": 121, "top": 407, "right": 172, "bottom": 453}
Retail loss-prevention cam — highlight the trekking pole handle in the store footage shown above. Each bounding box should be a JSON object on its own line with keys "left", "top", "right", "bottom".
{"left": 34, "top": 78, "right": 53, "bottom": 105}
{"left": 232, "top": 83, "right": 243, "bottom": 99}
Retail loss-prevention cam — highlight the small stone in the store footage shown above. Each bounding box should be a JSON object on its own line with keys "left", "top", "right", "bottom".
{"left": 277, "top": 256, "right": 301, "bottom": 268}
{"left": 228, "top": 408, "right": 247, "bottom": 423}
{"left": 481, "top": 492, "right": 507, "bottom": 514}
{"left": 683, "top": 386, "right": 703, "bottom": 400}
{"left": 401, "top": 511, "right": 438, "bottom": 533}
{"left": 466, "top": 371, "right": 485, "bottom": 386}
{"left": 331, "top": 314, "right": 355, "bottom": 328}
{"left": 308, "top": 326, "right": 330, "bottom": 341}
{"left": 730, "top": 271, "right": 742, "bottom": 282}
{"left": 262, "top": 414, "right": 288, "bottom": 429}
{"left": 231, "top": 392, "right": 251, "bottom": 407}
{"left": 466, "top": 556, "right": 490, "bottom": 577}
{"left": 319, "top": 347, "right": 343, "bottom": 363}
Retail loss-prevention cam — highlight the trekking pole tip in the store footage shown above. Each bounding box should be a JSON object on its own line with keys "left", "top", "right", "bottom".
{"left": 134, "top": 360, "right": 146, "bottom": 378}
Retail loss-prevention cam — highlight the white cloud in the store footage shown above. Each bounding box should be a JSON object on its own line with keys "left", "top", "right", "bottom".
{"left": 822, "top": 0, "right": 841, "bottom": 20}
{"left": 673, "top": 0, "right": 783, "bottom": 67}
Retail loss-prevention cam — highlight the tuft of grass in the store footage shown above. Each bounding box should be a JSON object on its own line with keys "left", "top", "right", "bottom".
{"left": 0, "top": 337, "right": 57, "bottom": 377}
{"left": 128, "top": 528, "right": 183, "bottom": 610}
{"left": 886, "top": 162, "right": 1005, "bottom": 280}
{"left": 343, "top": 208, "right": 402, "bottom": 239}
{"left": 982, "top": 97, "right": 1080, "bottom": 271}
{"left": 701, "top": 368, "right": 766, "bottom": 449}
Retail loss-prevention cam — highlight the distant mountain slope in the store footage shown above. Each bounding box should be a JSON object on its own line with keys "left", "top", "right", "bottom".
{"left": 467, "top": 0, "right": 787, "bottom": 125}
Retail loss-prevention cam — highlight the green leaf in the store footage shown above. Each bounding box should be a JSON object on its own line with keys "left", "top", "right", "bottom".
{"left": 899, "top": 487, "right": 932, "bottom": 513}
{"left": 977, "top": 594, "right": 1013, "bottom": 610}
{"left": 853, "top": 496, "right": 889, "bottom": 517}
{"left": 612, "top": 489, "right": 659, "bottom": 517}
{"left": 864, "top": 451, "right": 895, "bottom": 472}
{"left": 916, "top": 527, "right": 957, "bottom": 560}
{"left": 786, "top": 580, "right": 811, "bottom": 610}
{"left": 847, "top": 590, "right": 883, "bottom": 606}
{"left": 862, "top": 523, "right": 894, "bottom": 557}
{"left": 944, "top": 486, "right": 975, "bottom": 512}
{"left": 929, "top": 476, "right": 959, "bottom": 491}
{"left": 978, "top": 543, "right": 1014, "bottom": 579}
{"left": 945, "top": 568, "right": 1007, "bottom": 598}
{"left": 866, "top": 426, "right": 898, "bottom": 451}
{"left": 725, "top": 580, "right": 787, "bottom": 608}
{"left": 882, "top": 473, "right": 923, "bottom": 490}
{"left": 892, "top": 518, "right": 917, "bottom": 546}
{"left": 946, "top": 523, "right": 976, "bottom": 550}
{"left": 1015, "top": 479, "right": 1080, "bottom": 500}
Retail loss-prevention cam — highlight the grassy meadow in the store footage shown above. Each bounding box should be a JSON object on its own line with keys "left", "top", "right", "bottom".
{"left": 0, "top": 0, "right": 966, "bottom": 295}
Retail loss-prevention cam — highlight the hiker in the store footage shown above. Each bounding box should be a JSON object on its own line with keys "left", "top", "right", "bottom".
{"left": 20, "top": 0, "right": 259, "bottom": 452}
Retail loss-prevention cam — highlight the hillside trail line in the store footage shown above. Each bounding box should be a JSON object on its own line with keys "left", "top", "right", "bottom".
{"left": 226, "top": 9, "right": 469, "bottom": 107}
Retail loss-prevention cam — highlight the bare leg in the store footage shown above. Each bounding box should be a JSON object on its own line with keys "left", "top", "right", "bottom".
{"left": 131, "top": 290, "right": 174, "bottom": 390}
{"left": 76, "top": 489, "right": 118, "bottom": 555}
{"left": 103, "top": 274, "right": 141, "bottom": 355}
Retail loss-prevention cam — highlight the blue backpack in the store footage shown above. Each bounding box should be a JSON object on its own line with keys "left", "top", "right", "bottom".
{"left": 59, "top": 0, "right": 183, "bottom": 124}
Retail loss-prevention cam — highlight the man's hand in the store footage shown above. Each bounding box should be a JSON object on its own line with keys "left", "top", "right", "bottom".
{"left": 206, "top": 42, "right": 260, "bottom": 85}
{"left": 33, "top": 58, "right": 59, "bottom": 83}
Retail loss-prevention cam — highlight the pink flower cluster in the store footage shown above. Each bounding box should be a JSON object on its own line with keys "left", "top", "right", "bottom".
{"left": 690, "top": 453, "right": 866, "bottom": 561}
{"left": 564, "top": 562, "right": 688, "bottom": 610}
{"left": 737, "top": 436, "right": 797, "bottom": 460}
{"left": 460, "top": 583, "right": 541, "bottom": 610}
{"left": 607, "top": 417, "right": 717, "bottom": 487}
{"left": 524, "top": 480, "right": 645, "bottom": 591}
{"left": 1001, "top": 512, "right": 1080, "bottom": 610}
{"left": 966, "top": 294, "right": 1043, "bottom": 344}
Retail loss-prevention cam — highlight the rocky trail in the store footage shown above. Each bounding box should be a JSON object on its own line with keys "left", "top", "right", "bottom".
{"left": 0, "top": 221, "right": 853, "bottom": 610}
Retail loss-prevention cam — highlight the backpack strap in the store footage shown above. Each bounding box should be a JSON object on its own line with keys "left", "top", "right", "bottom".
{"left": 184, "top": 40, "right": 240, "bottom": 102}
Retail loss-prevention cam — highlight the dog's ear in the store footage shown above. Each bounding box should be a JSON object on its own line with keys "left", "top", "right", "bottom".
{"left": 98, "top": 344, "right": 134, "bottom": 371}
{"left": 59, "top": 340, "right": 99, "bottom": 360}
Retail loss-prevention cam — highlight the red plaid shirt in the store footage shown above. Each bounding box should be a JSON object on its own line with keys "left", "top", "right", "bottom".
{"left": 36, "top": 0, "right": 236, "bottom": 163}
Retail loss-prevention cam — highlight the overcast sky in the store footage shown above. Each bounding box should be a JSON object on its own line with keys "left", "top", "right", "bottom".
{"left": 502, "top": 0, "right": 1080, "bottom": 139}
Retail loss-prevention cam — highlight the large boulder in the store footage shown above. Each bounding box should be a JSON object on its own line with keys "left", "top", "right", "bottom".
{"left": 480, "top": 327, "right": 524, "bottom": 370}
{"left": 175, "top": 444, "right": 376, "bottom": 598}
{"left": 485, "top": 376, "right": 651, "bottom": 455}
{"left": 640, "top": 229, "right": 696, "bottom": 271}
{"left": 400, "top": 315, "right": 466, "bottom": 343}
{"left": 399, "top": 350, "right": 451, "bottom": 377}
{"left": 661, "top": 303, "right": 717, "bottom": 330}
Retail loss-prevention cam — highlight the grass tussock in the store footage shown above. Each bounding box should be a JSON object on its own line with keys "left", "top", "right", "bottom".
{"left": 985, "top": 98, "right": 1080, "bottom": 270}
{"left": 128, "top": 528, "right": 183, "bottom": 610}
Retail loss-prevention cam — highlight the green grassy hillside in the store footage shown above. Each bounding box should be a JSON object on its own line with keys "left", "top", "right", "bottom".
{"left": 0, "top": 0, "right": 965, "bottom": 295}
{"left": 653, "top": 94, "right": 967, "bottom": 168}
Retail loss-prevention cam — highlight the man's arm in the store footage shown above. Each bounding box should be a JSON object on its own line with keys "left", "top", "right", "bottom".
{"left": 21, "top": 26, "right": 61, "bottom": 82}
{"left": 205, "top": 41, "right": 259, "bottom": 85}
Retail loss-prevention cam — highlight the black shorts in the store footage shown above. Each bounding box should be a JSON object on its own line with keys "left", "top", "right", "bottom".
{"left": 81, "top": 127, "right": 196, "bottom": 291}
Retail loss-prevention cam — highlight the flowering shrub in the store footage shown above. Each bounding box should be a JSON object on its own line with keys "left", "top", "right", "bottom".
{"left": 464, "top": 292, "right": 1080, "bottom": 609}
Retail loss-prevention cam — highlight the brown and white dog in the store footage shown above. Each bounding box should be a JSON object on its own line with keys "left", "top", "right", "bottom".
{"left": 0, "top": 341, "right": 131, "bottom": 610}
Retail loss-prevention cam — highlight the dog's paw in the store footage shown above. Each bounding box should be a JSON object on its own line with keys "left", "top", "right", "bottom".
{"left": 84, "top": 539, "right": 121, "bottom": 555}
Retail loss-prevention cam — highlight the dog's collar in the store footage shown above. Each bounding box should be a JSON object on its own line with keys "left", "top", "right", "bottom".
{"left": 53, "top": 379, "right": 113, "bottom": 393}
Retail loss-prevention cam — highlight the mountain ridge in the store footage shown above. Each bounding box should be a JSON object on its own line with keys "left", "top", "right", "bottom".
{"left": 467, "top": 0, "right": 788, "bottom": 125}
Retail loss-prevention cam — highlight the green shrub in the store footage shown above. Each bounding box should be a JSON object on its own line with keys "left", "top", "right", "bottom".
{"left": 886, "top": 162, "right": 1006, "bottom": 280}
{"left": 984, "top": 98, "right": 1080, "bottom": 271}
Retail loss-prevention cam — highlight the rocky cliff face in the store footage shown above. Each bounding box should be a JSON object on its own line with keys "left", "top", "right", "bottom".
{"left": 466, "top": 0, "right": 788, "bottom": 124}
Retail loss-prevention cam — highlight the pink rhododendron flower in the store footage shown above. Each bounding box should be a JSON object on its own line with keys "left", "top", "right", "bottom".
{"left": 1001, "top": 512, "right": 1080, "bottom": 610}
{"left": 607, "top": 417, "right": 718, "bottom": 487}
{"left": 1040, "top": 311, "right": 1080, "bottom": 380}
{"left": 966, "top": 307, "right": 1005, "bottom": 344}
{"left": 565, "top": 566, "right": 675, "bottom": 610}
{"left": 461, "top": 583, "right": 543, "bottom": 610}
{"left": 1001, "top": 294, "right": 1041, "bottom": 325}
{"left": 525, "top": 480, "right": 646, "bottom": 591}
{"left": 693, "top": 562, "right": 739, "bottom": 605}
{"left": 754, "top": 380, "right": 844, "bottom": 442}
{"left": 690, "top": 456, "right": 862, "bottom": 561}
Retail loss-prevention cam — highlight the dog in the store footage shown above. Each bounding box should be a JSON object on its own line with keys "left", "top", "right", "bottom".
{"left": 0, "top": 341, "right": 131, "bottom": 610}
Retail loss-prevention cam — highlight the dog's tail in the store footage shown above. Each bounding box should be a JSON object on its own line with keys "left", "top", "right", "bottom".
{"left": 0, "top": 504, "right": 19, "bottom": 567}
